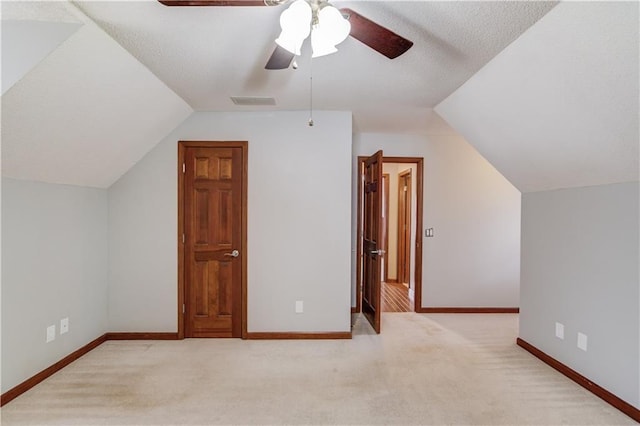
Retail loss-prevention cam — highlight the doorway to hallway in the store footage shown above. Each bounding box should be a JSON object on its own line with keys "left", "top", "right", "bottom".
{"left": 381, "top": 162, "right": 417, "bottom": 313}
{"left": 356, "top": 155, "right": 424, "bottom": 329}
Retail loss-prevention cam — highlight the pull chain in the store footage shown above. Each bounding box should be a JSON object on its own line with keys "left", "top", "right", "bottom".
{"left": 308, "top": 52, "right": 314, "bottom": 127}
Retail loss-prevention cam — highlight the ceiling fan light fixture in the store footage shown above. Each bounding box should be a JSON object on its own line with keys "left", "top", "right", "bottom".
{"left": 275, "top": 0, "right": 311, "bottom": 55}
{"left": 276, "top": 0, "right": 351, "bottom": 59}
{"left": 319, "top": 5, "right": 351, "bottom": 45}
{"left": 310, "top": 30, "right": 337, "bottom": 58}
{"left": 310, "top": 5, "right": 350, "bottom": 58}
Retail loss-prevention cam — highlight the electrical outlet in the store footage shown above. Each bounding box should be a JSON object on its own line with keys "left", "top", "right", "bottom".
{"left": 60, "top": 317, "right": 69, "bottom": 334}
{"left": 577, "top": 332, "right": 588, "bottom": 351}
{"left": 295, "top": 300, "right": 303, "bottom": 314}
{"left": 46, "top": 325, "right": 56, "bottom": 343}
{"left": 555, "top": 322, "right": 564, "bottom": 340}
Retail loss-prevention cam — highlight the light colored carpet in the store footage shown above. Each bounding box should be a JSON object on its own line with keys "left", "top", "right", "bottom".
{"left": 1, "top": 313, "right": 635, "bottom": 425}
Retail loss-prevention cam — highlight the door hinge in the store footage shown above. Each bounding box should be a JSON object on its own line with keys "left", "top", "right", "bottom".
{"left": 183, "top": 304, "right": 186, "bottom": 314}
{"left": 182, "top": 163, "right": 185, "bottom": 173}
{"left": 182, "top": 234, "right": 185, "bottom": 244}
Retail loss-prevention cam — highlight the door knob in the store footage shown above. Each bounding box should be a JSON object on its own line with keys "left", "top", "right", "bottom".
{"left": 224, "top": 250, "right": 239, "bottom": 258}
{"left": 371, "top": 249, "right": 386, "bottom": 255}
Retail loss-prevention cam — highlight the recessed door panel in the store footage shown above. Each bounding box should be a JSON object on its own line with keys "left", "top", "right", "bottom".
{"left": 217, "top": 189, "right": 233, "bottom": 246}
{"left": 195, "top": 188, "right": 210, "bottom": 244}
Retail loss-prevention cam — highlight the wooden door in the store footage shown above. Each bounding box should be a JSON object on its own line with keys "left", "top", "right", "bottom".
{"left": 397, "top": 170, "right": 412, "bottom": 284}
{"left": 362, "top": 150, "right": 383, "bottom": 333}
{"left": 382, "top": 174, "right": 390, "bottom": 283}
{"left": 183, "top": 144, "right": 245, "bottom": 338}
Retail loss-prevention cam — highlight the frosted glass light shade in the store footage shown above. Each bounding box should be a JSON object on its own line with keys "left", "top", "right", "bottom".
{"left": 311, "top": 30, "right": 337, "bottom": 58}
{"left": 275, "top": 1, "right": 351, "bottom": 59}
{"left": 275, "top": 0, "right": 312, "bottom": 55}
{"left": 311, "top": 5, "right": 351, "bottom": 58}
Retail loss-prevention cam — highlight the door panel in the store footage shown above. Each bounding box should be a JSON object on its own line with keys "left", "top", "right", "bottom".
{"left": 382, "top": 174, "right": 390, "bottom": 283}
{"left": 362, "top": 150, "right": 383, "bottom": 333}
{"left": 185, "top": 146, "right": 243, "bottom": 338}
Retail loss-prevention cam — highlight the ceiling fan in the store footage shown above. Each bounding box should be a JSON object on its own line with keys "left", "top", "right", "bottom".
{"left": 158, "top": 0, "right": 414, "bottom": 70}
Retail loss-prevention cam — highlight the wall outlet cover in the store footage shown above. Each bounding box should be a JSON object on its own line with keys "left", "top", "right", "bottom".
{"left": 60, "top": 317, "right": 69, "bottom": 334}
{"left": 577, "top": 332, "right": 588, "bottom": 351}
{"left": 555, "top": 322, "right": 564, "bottom": 340}
{"left": 46, "top": 325, "right": 56, "bottom": 343}
{"left": 295, "top": 300, "right": 303, "bottom": 314}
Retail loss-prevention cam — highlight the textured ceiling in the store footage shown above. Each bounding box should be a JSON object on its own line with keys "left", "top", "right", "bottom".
{"left": 436, "top": 1, "right": 639, "bottom": 193}
{"left": 1, "top": 1, "right": 82, "bottom": 94}
{"left": 1, "top": 2, "right": 193, "bottom": 188}
{"left": 1, "top": 0, "right": 82, "bottom": 22}
{"left": 5, "top": 1, "right": 632, "bottom": 194}
{"left": 2, "top": 20, "right": 81, "bottom": 94}
{"left": 73, "top": 0, "right": 557, "bottom": 134}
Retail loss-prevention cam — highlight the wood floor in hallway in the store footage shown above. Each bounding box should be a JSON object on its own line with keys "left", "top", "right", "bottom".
{"left": 382, "top": 281, "right": 412, "bottom": 312}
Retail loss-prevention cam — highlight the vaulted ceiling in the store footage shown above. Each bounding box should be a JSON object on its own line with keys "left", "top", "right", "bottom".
{"left": 436, "top": 1, "right": 639, "bottom": 192}
{"left": 2, "top": 1, "right": 637, "bottom": 192}
{"left": 73, "top": 0, "right": 556, "bottom": 135}
{"left": 1, "top": 1, "right": 192, "bottom": 188}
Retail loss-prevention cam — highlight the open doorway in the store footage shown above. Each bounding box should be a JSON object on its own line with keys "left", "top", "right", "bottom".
{"left": 381, "top": 162, "right": 417, "bottom": 312}
{"left": 356, "top": 156, "right": 424, "bottom": 323}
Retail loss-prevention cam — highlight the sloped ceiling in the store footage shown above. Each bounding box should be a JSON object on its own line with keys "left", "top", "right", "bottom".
{"left": 1, "top": 2, "right": 83, "bottom": 96}
{"left": 1, "top": 20, "right": 81, "bottom": 95}
{"left": 436, "top": 1, "right": 639, "bottom": 193}
{"left": 1, "top": 2, "right": 192, "bottom": 188}
{"left": 74, "top": 0, "right": 557, "bottom": 134}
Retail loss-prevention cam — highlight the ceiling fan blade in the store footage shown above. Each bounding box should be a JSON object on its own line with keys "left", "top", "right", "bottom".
{"left": 265, "top": 45, "right": 295, "bottom": 70}
{"left": 340, "top": 8, "right": 413, "bottom": 59}
{"left": 158, "top": 0, "right": 267, "bottom": 6}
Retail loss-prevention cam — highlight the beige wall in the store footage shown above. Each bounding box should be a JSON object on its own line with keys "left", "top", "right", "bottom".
{"left": 383, "top": 163, "right": 398, "bottom": 281}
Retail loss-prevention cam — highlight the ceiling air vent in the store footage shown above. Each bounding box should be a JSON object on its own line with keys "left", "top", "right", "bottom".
{"left": 231, "top": 96, "right": 276, "bottom": 106}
